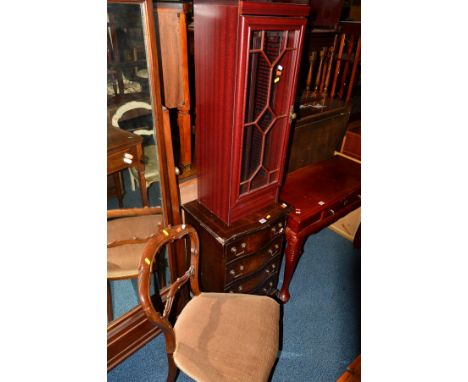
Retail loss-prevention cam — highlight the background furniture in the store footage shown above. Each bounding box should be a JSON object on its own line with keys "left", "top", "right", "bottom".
{"left": 107, "top": 0, "right": 183, "bottom": 371}
{"left": 286, "top": 21, "right": 361, "bottom": 172}
{"left": 183, "top": 201, "right": 290, "bottom": 295}
{"left": 107, "top": 126, "right": 148, "bottom": 207}
{"left": 154, "top": 2, "right": 193, "bottom": 172}
{"left": 194, "top": 0, "right": 310, "bottom": 225}
{"left": 110, "top": 100, "right": 162, "bottom": 194}
{"left": 278, "top": 155, "right": 360, "bottom": 303}
{"left": 138, "top": 224, "right": 280, "bottom": 382}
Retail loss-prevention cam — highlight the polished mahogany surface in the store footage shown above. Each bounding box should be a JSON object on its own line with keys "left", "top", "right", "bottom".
{"left": 183, "top": 200, "right": 289, "bottom": 294}
{"left": 278, "top": 155, "right": 360, "bottom": 303}
{"left": 281, "top": 155, "right": 360, "bottom": 231}
{"left": 194, "top": 0, "right": 309, "bottom": 225}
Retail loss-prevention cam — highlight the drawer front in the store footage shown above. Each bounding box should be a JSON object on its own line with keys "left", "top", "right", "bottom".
{"left": 226, "top": 217, "right": 286, "bottom": 262}
{"left": 224, "top": 259, "right": 280, "bottom": 294}
{"left": 255, "top": 272, "right": 280, "bottom": 296}
{"left": 322, "top": 190, "right": 361, "bottom": 219}
{"left": 107, "top": 146, "right": 139, "bottom": 174}
{"left": 225, "top": 236, "right": 283, "bottom": 285}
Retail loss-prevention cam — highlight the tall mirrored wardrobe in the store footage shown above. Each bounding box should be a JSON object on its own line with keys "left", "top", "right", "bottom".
{"left": 107, "top": 0, "right": 182, "bottom": 370}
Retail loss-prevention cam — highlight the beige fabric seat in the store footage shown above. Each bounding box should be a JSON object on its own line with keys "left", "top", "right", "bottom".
{"left": 107, "top": 208, "right": 163, "bottom": 322}
{"left": 107, "top": 213, "right": 163, "bottom": 279}
{"left": 174, "top": 293, "right": 279, "bottom": 382}
{"left": 138, "top": 224, "right": 280, "bottom": 382}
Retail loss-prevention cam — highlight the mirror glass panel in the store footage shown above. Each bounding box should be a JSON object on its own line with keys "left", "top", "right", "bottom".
{"left": 107, "top": 2, "right": 170, "bottom": 323}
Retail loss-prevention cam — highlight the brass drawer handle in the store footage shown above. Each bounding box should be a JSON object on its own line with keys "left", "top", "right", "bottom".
{"left": 329, "top": 209, "right": 335, "bottom": 215}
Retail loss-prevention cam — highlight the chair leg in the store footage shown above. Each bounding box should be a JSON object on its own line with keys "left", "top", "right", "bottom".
{"left": 167, "top": 353, "right": 178, "bottom": 382}
{"left": 107, "top": 281, "right": 113, "bottom": 322}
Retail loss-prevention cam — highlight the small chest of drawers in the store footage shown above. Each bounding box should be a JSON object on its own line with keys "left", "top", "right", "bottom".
{"left": 182, "top": 200, "right": 290, "bottom": 296}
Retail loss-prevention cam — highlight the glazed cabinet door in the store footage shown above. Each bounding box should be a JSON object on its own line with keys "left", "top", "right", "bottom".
{"left": 231, "top": 16, "right": 306, "bottom": 216}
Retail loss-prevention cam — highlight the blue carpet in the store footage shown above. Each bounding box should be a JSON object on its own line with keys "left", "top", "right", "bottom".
{"left": 108, "top": 228, "right": 360, "bottom": 381}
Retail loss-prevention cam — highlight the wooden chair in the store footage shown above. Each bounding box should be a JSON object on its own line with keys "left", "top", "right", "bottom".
{"left": 138, "top": 224, "right": 280, "bottom": 382}
{"left": 107, "top": 207, "right": 164, "bottom": 322}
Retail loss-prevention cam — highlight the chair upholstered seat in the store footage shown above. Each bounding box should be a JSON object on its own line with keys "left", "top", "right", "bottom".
{"left": 173, "top": 293, "right": 280, "bottom": 382}
{"left": 107, "top": 214, "right": 162, "bottom": 279}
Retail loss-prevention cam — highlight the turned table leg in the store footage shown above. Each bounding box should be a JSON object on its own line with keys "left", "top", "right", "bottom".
{"left": 177, "top": 107, "right": 192, "bottom": 172}
{"left": 135, "top": 143, "right": 148, "bottom": 207}
{"left": 278, "top": 228, "right": 305, "bottom": 303}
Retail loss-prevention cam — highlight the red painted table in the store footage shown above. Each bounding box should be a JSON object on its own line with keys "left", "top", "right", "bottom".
{"left": 278, "top": 155, "right": 361, "bottom": 303}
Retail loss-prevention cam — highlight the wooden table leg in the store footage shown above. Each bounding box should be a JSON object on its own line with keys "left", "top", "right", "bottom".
{"left": 135, "top": 144, "right": 148, "bottom": 207}
{"left": 177, "top": 107, "right": 192, "bottom": 171}
{"left": 278, "top": 228, "right": 305, "bottom": 303}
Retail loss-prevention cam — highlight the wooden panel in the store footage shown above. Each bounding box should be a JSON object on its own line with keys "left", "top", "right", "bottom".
{"left": 154, "top": 5, "right": 185, "bottom": 108}
{"left": 286, "top": 104, "right": 350, "bottom": 172}
{"left": 194, "top": 3, "right": 239, "bottom": 222}
{"left": 308, "top": 0, "right": 344, "bottom": 29}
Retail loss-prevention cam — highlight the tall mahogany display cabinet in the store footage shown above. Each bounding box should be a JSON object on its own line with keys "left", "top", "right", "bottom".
{"left": 194, "top": 0, "right": 310, "bottom": 226}
{"left": 185, "top": 0, "right": 310, "bottom": 296}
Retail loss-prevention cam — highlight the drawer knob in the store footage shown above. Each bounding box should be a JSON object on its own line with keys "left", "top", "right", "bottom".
{"left": 268, "top": 249, "right": 274, "bottom": 255}
{"left": 272, "top": 264, "right": 276, "bottom": 269}
{"left": 238, "top": 286, "right": 243, "bottom": 291}
{"left": 274, "top": 244, "right": 279, "bottom": 250}
{"left": 265, "top": 268, "right": 271, "bottom": 274}
{"left": 271, "top": 227, "right": 277, "bottom": 233}
{"left": 123, "top": 157, "right": 133, "bottom": 164}
{"left": 241, "top": 242, "right": 247, "bottom": 249}
{"left": 269, "top": 282, "right": 273, "bottom": 287}
{"left": 343, "top": 199, "right": 349, "bottom": 206}
{"left": 230, "top": 247, "right": 237, "bottom": 253}
{"left": 230, "top": 269, "right": 236, "bottom": 276}
{"left": 329, "top": 209, "right": 335, "bottom": 215}
{"left": 239, "top": 265, "right": 244, "bottom": 271}
{"left": 124, "top": 153, "right": 134, "bottom": 159}
{"left": 277, "top": 222, "right": 283, "bottom": 228}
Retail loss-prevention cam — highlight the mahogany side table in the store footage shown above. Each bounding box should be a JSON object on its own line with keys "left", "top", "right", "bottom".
{"left": 107, "top": 127, "right": 148, "bottom": 207}
{"left": 278, "top": 155, "right": 360, "bottom": 303}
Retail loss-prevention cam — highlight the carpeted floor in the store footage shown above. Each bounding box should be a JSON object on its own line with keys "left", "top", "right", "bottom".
{"left": 107, "top": 226, "right": 361, "bottom": 381}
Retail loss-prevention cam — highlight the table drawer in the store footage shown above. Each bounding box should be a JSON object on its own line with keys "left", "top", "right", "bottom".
{"left": 322, "top": 190, "right": 361, "bottom": 219}
{"left": 224, "top": 260, "right": 279, "bottom": 294}
{"left": 225, "top": 236, "right": 283, "bottom": 284}
{"left": 226, "top": 218, "right": 286, "bottom": 262}
{"left": 107, "top": 146, "right": 139, "bottom": 174}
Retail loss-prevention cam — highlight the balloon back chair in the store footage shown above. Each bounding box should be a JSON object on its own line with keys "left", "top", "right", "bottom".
{"left": 107, "top": 207, "right": 163, "bottom": 322}
{"left": 138, "top": 224, "right": 280, "bottom": 382}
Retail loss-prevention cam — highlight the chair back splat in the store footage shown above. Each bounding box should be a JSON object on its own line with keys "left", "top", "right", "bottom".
{"left": 138, "top": 224, "right": 280, "bottom": 382}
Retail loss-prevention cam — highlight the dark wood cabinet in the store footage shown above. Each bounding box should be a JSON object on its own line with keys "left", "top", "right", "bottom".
{"left": 194, "top": 0, "right": 310, "bottom": 225}
{"left": 183, "top": 200, "right": 290, "bottom": 295}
